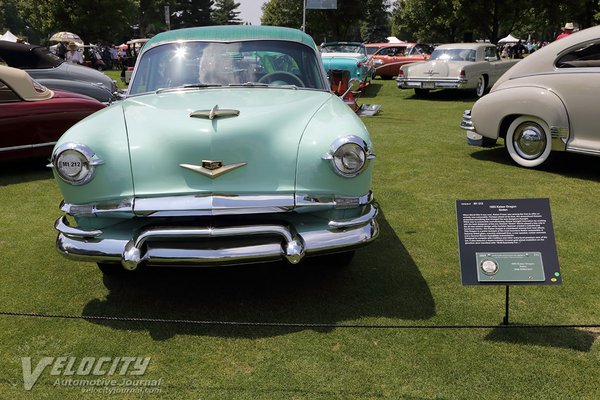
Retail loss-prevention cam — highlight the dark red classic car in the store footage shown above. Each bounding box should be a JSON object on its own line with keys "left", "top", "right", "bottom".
{"left": 0, "top": 65, "right": 105, "bottom": 161}
{"left": 366, "top": 43, "right": 432, "bottom": 79}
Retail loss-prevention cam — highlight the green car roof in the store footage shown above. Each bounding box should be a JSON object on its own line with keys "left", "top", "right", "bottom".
{"left": 144, "top": 25, "right": 318, "bottom": 51}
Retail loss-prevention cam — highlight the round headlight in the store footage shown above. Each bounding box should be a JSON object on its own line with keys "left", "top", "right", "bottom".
{"left": 325, "top": 135, "right": 373, "bottom": 178}
{"left": 52, "top": 143, "right": 103, "bottom": 185}
{"left": 333, "top": 143, "right": 366, "bottom": 176}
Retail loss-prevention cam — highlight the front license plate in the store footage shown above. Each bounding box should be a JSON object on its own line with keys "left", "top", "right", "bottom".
{"left": 422, "top": 82, "right": 435, "bottom": 89}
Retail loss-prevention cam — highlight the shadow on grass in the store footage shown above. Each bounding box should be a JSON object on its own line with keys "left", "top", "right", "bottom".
{"left": 0, "top": 158, "right": 52, "bottom": 186}
{"left": 359, "top": 81, "right": 383, "bottom": 99}
{"left": 485, "top": 325, "right": 597, "bottom": 352}
{"left": 470, "top": 146, "right": 600, "bottom": 181}
{"left": 405, "top": 89, "right": 478, "bottom": 102}
{"left": 81, "top": 208, "right": 436, "bottom": 339}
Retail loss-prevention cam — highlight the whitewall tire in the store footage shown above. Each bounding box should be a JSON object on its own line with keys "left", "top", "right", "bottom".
{"left": 505, "top": 116, "right": 552, "bottom": 168}
{"left": 475, "top": 75, "right": 487, "bottom": 97}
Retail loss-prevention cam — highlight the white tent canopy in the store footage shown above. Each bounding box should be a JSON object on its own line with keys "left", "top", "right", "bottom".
{"left": 386, "top": 36, "right": 406, "bottom": 43}
{"left": 498, "top": 34, "right": 520, "bottom": 44}
{"left": 0, "top": 30, "right": 18, "bottom": 42}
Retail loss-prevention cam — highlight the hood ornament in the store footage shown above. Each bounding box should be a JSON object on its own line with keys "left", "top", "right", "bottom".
{"left": 190, "top": 105, "right": 240, "bottom": 120}
{"left": 180, "top": 160, "right": 246, "bottom": 179}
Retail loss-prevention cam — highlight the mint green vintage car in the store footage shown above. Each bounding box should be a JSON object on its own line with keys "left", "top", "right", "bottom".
{"left": 49, "top": 26, "right": 378, "bottom": 274}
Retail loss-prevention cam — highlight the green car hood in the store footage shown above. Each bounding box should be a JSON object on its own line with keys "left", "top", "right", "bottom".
{"left": 123, "top": 88, "right": 331, "bottom": 197}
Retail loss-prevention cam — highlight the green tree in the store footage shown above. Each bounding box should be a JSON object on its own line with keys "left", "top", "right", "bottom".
{"left": 212, "top": 0, "right": 241, "bottom": 25}
{"left": 262, "top": 0, "right": 366, "bottom": 42}
{"left": 361, "top": 0, "right": 391, "bottom": 43}
{"left": 171, "top": 0, "right": 214, "bottom": 29}
{"left": 261, "top": 0, "right": 302, "bottom": 28}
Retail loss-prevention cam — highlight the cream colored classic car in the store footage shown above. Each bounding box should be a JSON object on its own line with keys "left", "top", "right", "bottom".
{"left": 397, "top": 43, "right": 519, "bottom": 97}
{"left": 461, "top": 25, "right": 600, "bottom": 168}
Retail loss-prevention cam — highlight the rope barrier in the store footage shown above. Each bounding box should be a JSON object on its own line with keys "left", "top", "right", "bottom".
{"left": 1, "top": 311, "right": 598, "bottom": 330}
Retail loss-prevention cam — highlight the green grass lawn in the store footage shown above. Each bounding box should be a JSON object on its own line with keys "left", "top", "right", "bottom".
{"left": 0, "top": 79, "right": 599, "bottom": 399}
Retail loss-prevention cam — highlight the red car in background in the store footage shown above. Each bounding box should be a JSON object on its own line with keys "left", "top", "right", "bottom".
{"left": 0, "top": 65, "right": 105, "bottom": 161}
{"left": 367, "top": 43, "right": 432, "bottom": 79}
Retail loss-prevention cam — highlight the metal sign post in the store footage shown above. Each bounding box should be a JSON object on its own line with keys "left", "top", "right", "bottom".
{"left": 456, "top": 198, "right": 561, "bottom": 325}
{"left": 303, "top": 0, "right": 337, "bottom": 32}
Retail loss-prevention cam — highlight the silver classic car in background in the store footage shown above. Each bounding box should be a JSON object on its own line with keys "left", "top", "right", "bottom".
{"left": 461, "top": 25, "right": 600, "bottom": 168}
{"left": 0, "top": 41, "right": 122, "bottom": 103}
{"left": 397, "top": 43, "right": 519, "bottom": 97}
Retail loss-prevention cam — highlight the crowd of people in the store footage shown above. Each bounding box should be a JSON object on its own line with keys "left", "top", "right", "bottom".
{"left": 498, "top": 22, "right": 576, "bottom": 59}
{"left": 53, "top": 41, "right": 126, "bottom": 70}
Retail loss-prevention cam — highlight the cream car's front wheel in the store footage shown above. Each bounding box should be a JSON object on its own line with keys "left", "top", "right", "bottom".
{"left": 505, "top": 116, "right": 552, "bottom": 168}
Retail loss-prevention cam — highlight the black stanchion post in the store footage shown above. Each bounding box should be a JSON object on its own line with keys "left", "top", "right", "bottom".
{"left": 503, "top": 285, "right": 510, "bottom": 325}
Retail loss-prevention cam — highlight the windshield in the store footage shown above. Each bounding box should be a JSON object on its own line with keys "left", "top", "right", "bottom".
{"left": 430, "top": 48, "right": 476, "bottom": 62}
{"left": 0, "top": 46, "right": 63, "bottom": 69}
{"left": 129, "top": 40, "right": 327, "bottom": 94}
{"left": 321, "top": 44, "right": 365, "bottom": 55}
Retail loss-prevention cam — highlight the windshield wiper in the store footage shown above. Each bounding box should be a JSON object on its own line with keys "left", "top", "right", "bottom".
{"left": 227, "top": 82, "right": 269, "bottom": 87}
{"left": 156, "top": 83, "right": 222, "bottom": 93}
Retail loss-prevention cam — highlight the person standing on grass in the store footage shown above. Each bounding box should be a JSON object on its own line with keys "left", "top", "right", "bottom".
{"left": 556, "top": 22, "right": 575, "bottom": 40}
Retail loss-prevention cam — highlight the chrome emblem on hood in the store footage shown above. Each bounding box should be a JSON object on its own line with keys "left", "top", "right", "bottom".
{"left": 190, "top": 105, "right": 240, "bottom": 120}
{"left": 425, "top": 69, "right": 439, "bottom": 76}
{"left": 180, "top": 160, "right": 247, "bottom": 179}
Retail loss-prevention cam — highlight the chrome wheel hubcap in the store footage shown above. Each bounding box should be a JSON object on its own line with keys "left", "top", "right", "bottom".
{"left": 513, "top": 123, "right": 546, "bottom": 159}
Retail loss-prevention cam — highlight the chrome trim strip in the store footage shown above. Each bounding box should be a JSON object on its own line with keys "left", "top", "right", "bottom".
{"left": 60, "top": 198, "right": 134, "bottom": 217}
{"left": 62, "top": 192, "right": 374, "bottom": 218}
{"left": 564, "top": 146, "right": 600, "bottom": 156}
{"left": 328, "top": 204, "right": 378, "bottom": 229}
{"left": 54, "top": 216, "right": 103, "bottom": 238}
{"left": 295, "top": 192, "right": 373, "bottom": 209}
{"left": 133, "top": 194, "right": 295, "bottom": 217}
{"left": 0, "top": 141, "right": 57, "bottom": 152}
{"left": 550, "top": 126, "right": 569, "bottom": 152}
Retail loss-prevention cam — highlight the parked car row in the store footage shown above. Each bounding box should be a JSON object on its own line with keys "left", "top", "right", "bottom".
{"left": 0, "top": 41, "right": 123, "bottom": 103}
{"left": 5, "top": 23, "right": 600, "bottom": 276}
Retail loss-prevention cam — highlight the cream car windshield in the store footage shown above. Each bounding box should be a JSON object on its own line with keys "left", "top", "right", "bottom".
{"left": 430, "top": 48, "right": 476, "bottom": 62}
{"left": 129, "top": 40, "right": 327, "bottom": 94}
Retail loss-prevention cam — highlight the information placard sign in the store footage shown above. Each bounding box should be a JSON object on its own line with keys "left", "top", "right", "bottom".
{"left": 456, "top": 198, "right": 561, "bottom": 286}
{"left": 306, "top": 0, "right": 337, "bottom": 9}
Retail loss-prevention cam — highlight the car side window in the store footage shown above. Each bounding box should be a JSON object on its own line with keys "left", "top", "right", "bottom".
{"left": 485, "top": 47, "right": 498, "bottom": 61}
{"left": 0, "top": 81, "right": 20, "bottom": 102}
{"left": 556, "top": 41, "right": 600, "bottom": 68}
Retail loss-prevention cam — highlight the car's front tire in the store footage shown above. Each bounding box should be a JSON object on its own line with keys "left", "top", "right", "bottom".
{"left": 505, "top": 116, "right": 552, "bottom": 168}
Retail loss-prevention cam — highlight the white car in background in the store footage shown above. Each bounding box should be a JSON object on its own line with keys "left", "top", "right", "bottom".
{"left": 397, "top": 43, "right": 519, "bottom": 97}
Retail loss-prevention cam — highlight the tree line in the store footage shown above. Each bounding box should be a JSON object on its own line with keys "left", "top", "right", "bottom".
{"left": 263, "top": 0, "right": 600, "bottom": 44}
{"left": 0, "top": 0, "right": 241, "bottom": 45}
{"left": 2, "top": 0, "right": 599, "bottom": 46}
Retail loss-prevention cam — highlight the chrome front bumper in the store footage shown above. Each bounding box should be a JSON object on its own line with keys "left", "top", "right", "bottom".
{"left": 55, "top": 204, "right": 379, "bottom": 270}
{"left": 396, "top": 78, "right": 467, "bottom": 90}
{"left": 460, "top": 110, "right": 485, "bottom": 146}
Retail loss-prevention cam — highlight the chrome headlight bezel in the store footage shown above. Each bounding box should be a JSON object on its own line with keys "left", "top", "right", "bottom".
{"left": 51, "top": 143, "right": 104, "bottom": 185}
{"left": 323, "top": 135, "right": 375, "bottom": 178}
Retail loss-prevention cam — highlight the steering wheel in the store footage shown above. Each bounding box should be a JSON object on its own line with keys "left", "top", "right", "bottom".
{"left": 258, "top": 71, "right": 305, "bottom": 87}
